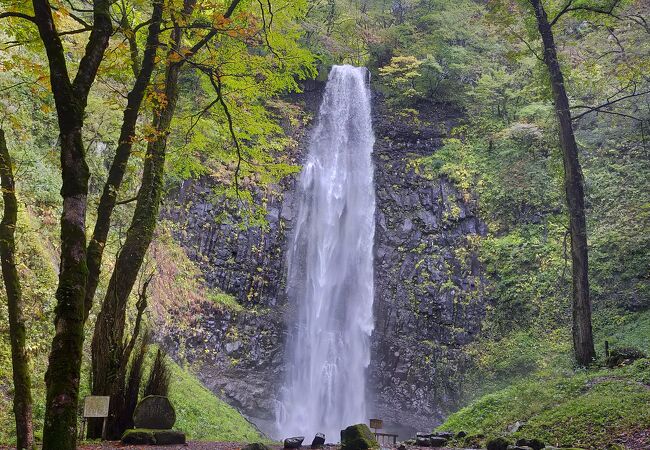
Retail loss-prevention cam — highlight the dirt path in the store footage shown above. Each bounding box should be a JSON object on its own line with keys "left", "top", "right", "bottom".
{"left": 77, "top": 444, "right": 469, "bottom": 450}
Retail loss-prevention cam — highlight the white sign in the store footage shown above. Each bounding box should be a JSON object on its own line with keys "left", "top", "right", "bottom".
{"left": 83, "top": 396, "right": 110, "bottom": 418}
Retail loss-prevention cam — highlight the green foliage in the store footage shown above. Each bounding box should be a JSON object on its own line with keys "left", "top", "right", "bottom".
{"left": 207, "top": 289, "right": 244, "bottom": 312}
{"left": 441, "top": 307, "right": 650, "bottom": 448}
{"left": 440, "top": 358, "right": 650, "bottom": 448}
{"left": 167, "top": 358, "right": 264, "bottom": 442}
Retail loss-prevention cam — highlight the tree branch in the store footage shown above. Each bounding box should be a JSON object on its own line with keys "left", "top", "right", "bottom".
{"left": 572, "top": 89, "right": 650, "bottom": 120}
{"left": 0, "top": 11, "right": 36, "bottom": 22}
{"left": 183, "top": 0, "right": 242, "bottom": 62}
{"left": 209, "top": 71, "right": 242, "bottom": 197}
{"left": 115, "top": 196, "right": 138, "bottom": 205}
{"left": 550, "top": 0, "right": 622, "bottom": 27}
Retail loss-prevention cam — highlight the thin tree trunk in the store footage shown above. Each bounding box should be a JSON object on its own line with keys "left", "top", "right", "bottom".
{"left": 30, "top": 0, "right": 112, "bottom": 446}
{"left": 529, "top": 0, "right": 596, "bottom": 366}
{"left": 90, "top": 0, "right": 193, "bottom": 434}
{"left": 90, "top": 2, "right": 243, "bottom": 423}
{"left": 84, "top": 0, "right": 165, "bottom": 321}
{"left": 0, "top": 130, "right": 34, "bottom": 450}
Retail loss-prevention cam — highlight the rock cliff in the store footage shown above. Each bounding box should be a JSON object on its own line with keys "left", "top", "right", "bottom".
{"left": 160, "top": 87, "right": 488, "bottom": 438}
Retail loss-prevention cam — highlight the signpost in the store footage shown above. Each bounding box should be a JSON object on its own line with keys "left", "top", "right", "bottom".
{"left": 80, "top": 396, "right": 110, "bottom": 440}
{"left": 369, "top": 419, "right": 397, "bottom": 448}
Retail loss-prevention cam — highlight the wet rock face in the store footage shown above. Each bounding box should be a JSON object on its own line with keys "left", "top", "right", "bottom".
{"left": 160, "top": 179, "right": 296, "bottom": 434}
{"left": 161, "top": 88, "right": 488, "bottom": 437}
{"left": 368, "top": 100, "right": 487, "bottom": 434}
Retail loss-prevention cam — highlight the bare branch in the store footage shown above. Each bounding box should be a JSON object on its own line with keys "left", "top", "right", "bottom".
{"left": 550, "top": 0, "right": 622, "bottom": 27}
{"left": 115, "top": 196, "right": 138, "bottom": 205}
{"left": 572, "top": 89, "right": 650, "bottom": 120}
{"left": 209, "top": 71, "right": 242, "bottom": 197}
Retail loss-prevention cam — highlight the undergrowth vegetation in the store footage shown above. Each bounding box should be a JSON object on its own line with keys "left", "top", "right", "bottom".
{"left": 0, "top": 212, "right": 261, "bottom": 444}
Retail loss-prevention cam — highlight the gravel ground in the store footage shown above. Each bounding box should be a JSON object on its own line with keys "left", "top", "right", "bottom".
{"left": 75, "top": 444, "right": 471, "bottom": 450}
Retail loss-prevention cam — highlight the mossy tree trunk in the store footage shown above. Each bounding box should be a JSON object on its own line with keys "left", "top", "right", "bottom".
{"left": 90, "top": 0, "right": 242, "bottom": 435}
{"left": 84, "top": 0, "right": 165, "bottom": 322}
{"left": 529, "top": 0, "right": 596, "bottom": 366}
{"left": 0, "top": 130, "right": 34, "bottom": 450}
{"left": 30, "top": 0, "right": 112, "bottom": 447}
{"left": 90, "top": 0, "right": 193, "bottom": 435}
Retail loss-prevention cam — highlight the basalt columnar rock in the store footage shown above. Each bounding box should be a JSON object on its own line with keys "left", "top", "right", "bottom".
{"left": 368, "top": 100, "right": 487, "bottom": 434}
{"left": 160, "top": 86, "right": 488, "bottom": 436}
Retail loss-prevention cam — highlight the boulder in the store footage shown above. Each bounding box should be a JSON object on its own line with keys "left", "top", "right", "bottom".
{"left": 487, "top": 437, "right": 511, "bottom": 450}
{"left": 606, "top": 347, "right": 646, "bottom": 368}
{"left": 311, "top": 433, "right": 326, "bottom": 448}
{"left": 415, "top": 433, "right": 432, "bottom": 447}
{"left": 432, "top": 431, "right": 454, "bottom": 440}
{"left": 507, "top": 446, "right": 533, "bottom": 450}
{"left": 456, "top": 431, "right": 467, "bottom": 438}
{"left": 506, "top": 421, "right": 524, "bottom": 433}
{"left": 340, "top": 424, "right": 379, "bottom": 450}
{"left": 429, "top": 437, "right": 448, "bottom": 448}
{"left": 133, "top": 395, "right": 176, "bottom": 429}
{"left": 515, "top": 438, "right": 545, "bottom": 450}
{"left": 243, "top": 444, "right": 271, "bottom": 450}
{"left": 284, "top": 436, "right": 305, "bottom": 449}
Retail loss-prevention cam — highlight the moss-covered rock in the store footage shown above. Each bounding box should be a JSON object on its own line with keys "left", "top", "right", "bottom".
{"left": 243, "top": 443, "right": 271, "bottom": 450}
{"left": 121, "top": 428, "right": 186, "bottom": 445}
{"left": 515, "top": 437, "right": 545, "bottom": 450}
{"left": 606, "top": 347, "right": 646, "bottom": 368}
{"left": 340, "top": 424, "right": 379, "bottom": 450}
{"left": 486, "top": 436, "right": 511, "bottom": 450}
{"left": 121, "top": 429, "right": 156, "bottom": 444}
{"left": 153, "top": 429, "right": 186, "bottom": 444}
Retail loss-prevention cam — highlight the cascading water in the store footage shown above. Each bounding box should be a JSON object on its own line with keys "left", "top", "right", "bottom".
{"left": 276, "top": 65, "right": 376, "bottom": 441}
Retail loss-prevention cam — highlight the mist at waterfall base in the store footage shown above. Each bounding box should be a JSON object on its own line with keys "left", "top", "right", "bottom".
{"left": 275, "top": 65, "right": 376, "bottom": 442}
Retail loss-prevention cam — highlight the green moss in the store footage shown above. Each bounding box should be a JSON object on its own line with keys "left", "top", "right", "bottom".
{"left": 166, "top": 359, "right": 264, "bottom": 442}
{"left": 340, "top": 424, "right": 379, "bottom": 450}
{"left": 207, "top": 289, "right": 244, "bottom": 312}
{"left": 439, "top": 359, "right": 650, "bottom": 449}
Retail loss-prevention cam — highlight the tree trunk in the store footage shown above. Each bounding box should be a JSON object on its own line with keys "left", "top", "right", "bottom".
{"left": 90, "top": 2, "right": 242, "bottom": 424}
{"left": 30, "top": 0, "right": 112, "bottom": 447}
{"left": 90, "top": 1, "right": 191, "bottom": 435}
{"left": 0, "top": 130, "right": 34, "bottom": 450}
{"left": 84, "top": 0, "right": 164, "bottom": 321}
{"left": 529, "top": 0, "right": 596, "bottom": 366}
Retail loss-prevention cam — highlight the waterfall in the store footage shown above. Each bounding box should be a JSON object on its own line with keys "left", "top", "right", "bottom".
{"left": 276, "top": 65, "right": 376, "bottom": 441}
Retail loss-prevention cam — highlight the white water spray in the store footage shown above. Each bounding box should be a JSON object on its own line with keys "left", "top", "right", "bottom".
{"left": 276, "top": 65, "right": 376, "bottom": 441}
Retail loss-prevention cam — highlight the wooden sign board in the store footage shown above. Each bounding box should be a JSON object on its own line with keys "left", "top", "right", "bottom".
{"left": 369, "top": 418, "right": 383, "bottom": 430}
{"left": 83, "top": 396, "right": 110, "bottom": 418}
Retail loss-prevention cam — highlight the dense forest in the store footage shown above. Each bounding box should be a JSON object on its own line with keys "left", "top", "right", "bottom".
{"left": 0, "top": 0, "right": 648, "bottom": 449}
